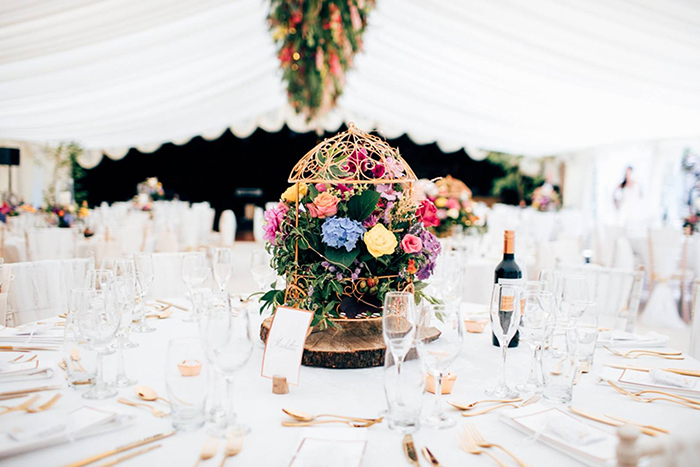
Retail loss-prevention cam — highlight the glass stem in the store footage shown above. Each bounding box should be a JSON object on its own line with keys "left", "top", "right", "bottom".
{"left": 225, "top": 375, "right": 236, "bottom": 424}
{"left": 499, "top": 342, "right": 508, "bottom": 388}
{"left": 139, "top": 296, "right": 148, "bottom": 327}
{"left": 526, "top": 344, "right": 539, "bottom": 385}
{"left": 433, "top": 371, "right": 443, "bottom": 417}
{"left": 94, "top": 351, "right": 104, "bottom": 389}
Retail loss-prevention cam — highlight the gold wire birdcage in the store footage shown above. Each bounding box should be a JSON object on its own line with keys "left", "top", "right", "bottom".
{"left": 284, "top": 123, "right": 417, "bottom": 318}
{"left": 435, "top": 175, "right": 472, "bottom": 200}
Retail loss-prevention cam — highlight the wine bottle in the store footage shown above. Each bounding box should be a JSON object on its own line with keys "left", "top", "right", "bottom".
{"left": 493, "top": 230, "right": 520, "bottom": 347}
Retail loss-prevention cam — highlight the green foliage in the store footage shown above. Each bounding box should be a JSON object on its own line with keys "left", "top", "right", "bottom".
{"left": 487, "top": 152, "right": 543, "bottom": 205}
{"left": 347, "top": 189, "right": 380, "bottom": 221}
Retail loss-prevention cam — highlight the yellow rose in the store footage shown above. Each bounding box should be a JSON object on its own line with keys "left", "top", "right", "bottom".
{"left": 434, "top": 197, "right": 447, "bottom": 208}
{"left": 447, "top": 208, "right": 459, "bottom": 219}
{"left": 281, "top": 183, "right": 308, "bottom": 203}
{"left": 364, "top": 224, "right": 398, "bottom": 258}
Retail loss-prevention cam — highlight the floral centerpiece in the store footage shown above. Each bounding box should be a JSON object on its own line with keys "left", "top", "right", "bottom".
{"left": 43, "top": 201, "right": 89, "bottom": 228}
{"left": 531, "top": 184, "right": 561, "bottom": 212}
{"left": 259, "top": 124, "right": 441, "bottom": 329}
{"left": 417, "top": 176, "right": 484, "bottom": 237}
{"left": 0, "top": 202, "right": 36, "bottom": 223}
{"left": 137, "top": 177, "right": 164, "bottom": 201}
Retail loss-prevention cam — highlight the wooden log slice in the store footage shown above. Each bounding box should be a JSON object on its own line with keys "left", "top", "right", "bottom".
{"left": 260, "top": 317, "right": 440, "bottom": 369}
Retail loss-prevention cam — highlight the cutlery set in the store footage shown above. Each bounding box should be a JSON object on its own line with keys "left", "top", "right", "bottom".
{"left": 568, "top": 406, "right": 667, "bottom": 436}
{"left": 604, "top": 347, "right": 684, "bottom": 360}
{"left": 456, "top": 423, "right": 529, "bottom": 466}
{"left": 64, "top": 431, "right": 175, "bottom": 467}
{"left": 403, "top": 434, "right": 444, "bottom": 466}
{"left": 195, "top": 434, "right": 243, "bottom": 467}
{"left": 448, "top": 395, "right": 541, "bottom": 417}
{"left": 607, "top": 380, "right": 700, "bottom": 409}
{"left": 117, "top": 386, "right": 172, "bottom": 418}
{"left": 0, "top": 393, "right": 61, "bottom": 415}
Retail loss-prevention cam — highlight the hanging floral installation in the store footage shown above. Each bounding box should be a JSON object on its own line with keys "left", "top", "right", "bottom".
{"left": 268, "top": 0, "right": 375, "bottom": 121}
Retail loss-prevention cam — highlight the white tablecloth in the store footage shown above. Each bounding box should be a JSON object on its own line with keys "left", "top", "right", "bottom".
{"left": 1, "top": 300, "right": 698, "bottom": 466}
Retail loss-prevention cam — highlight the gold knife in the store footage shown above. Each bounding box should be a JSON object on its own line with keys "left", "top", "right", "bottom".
{"left": 403, "top": 434, "right": 420, "bottom": 466}
{"left": 421, "top": 446, "right": 440, "bottom": 466}
{"left": 567, "top": 407, "right": 657, "bottom": 436}
{"left": 604, "top": 364, "right": 700, "bottom": 378}
{"left": 97, "top": 444, "right": 161, "bottom": 467}
{"left": 63, "top": 431, "right": 175, "bottom": 467}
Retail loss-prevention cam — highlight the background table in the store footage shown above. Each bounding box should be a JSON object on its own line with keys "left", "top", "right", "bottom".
{"left": 2, "top": 300, "right": 698, "bottom": 466}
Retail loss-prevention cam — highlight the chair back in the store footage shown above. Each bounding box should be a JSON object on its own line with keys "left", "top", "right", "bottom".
{"left": 26, "top": 228, "right": 76, "bottom": 260}
{"left": 219, "top": 210, "right": 236, "bottom": 246}
{"left": 690, "top": 279, "right": 700, "bottom": 360}
{"left": 149, "top": 252, "right": 190, "bottom": 299}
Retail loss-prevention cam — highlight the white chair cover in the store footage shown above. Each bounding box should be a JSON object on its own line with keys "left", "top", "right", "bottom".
{"left": 150, "top": 252, "right": 189, "bottom": 299}
{"left": 642, "top": 228, "right": 687, "bottom": 329}
{"left": 219, "top": 210, "right": 236, "bottom": 246}
{"left": 6, "top": 258, "right": 94, "bottom": 326}
{"left": 26, "top": 228, "right": 76, "bottom": 260}
{"left": 253, "top": 207, "right": 265, "bottom": 243}
{"left": 690, "top": 280, "right": 700, "bottom": 360}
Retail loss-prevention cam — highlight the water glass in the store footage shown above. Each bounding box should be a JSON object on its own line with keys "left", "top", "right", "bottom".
{"left": 201, "top": 293, "right": 253, "bottom": 436}
{"left": 538, "top": 269, "right": 562, "bottom": 308}
{"left": 541, "top": 323, "right": 579, "bottom": 404}
{"left": 561, "top": 275, "right": 588, "bottom": 322}
{"left": 191, "top": 287, "right": 212, "bottom": 322}
{"left": 182, "top": 253, "right": 210, "bottom": 322}
{"left": 133, "top": 254, "right": 155, "bottom": 333}
{"left": 165, "top": 337, "right": 208, "bottom": 431}
{"left": 516, "top": 290, "right": 554, "bottom": 393}
{"left": 250, "top": 250, "right": 275, "bottom": 291}
{"left": 573, "top": 302, "right": 598, "bottom": 366}
{"left": 487, "top": 284, "right": 521, "bottom": 398}
{"left": 213, "top": 248, "right": 233, "bottom": 292}
{"left": 417, "top": 303, "right": 463, "bottom": 429}
{"left": 75, "top": 288, "right": 120, "bottom": 399}
{"left": 63, "top": 292, "right": 97, "bottom": 389}
{"left": 111, "top": 275, "right": 137, "bottom": 387}
{"left": 382, "top": 292, "right": 416, "bottom": 366}
{"left": 84, "top": 269, "right": 114, "bottom": 291}
{"left": 384, "top": 350, "right": 425, "bottom": 434}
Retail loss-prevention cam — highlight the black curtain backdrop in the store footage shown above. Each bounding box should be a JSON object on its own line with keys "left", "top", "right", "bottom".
{"left": 82, "top": 126, "right": 501, "bottom": 231}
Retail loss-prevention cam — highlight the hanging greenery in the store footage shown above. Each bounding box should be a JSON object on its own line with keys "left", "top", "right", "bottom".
{"left": 487, "top": 152, "right": 544, "bottom": 206}
{"left": 44, "top": 141, "right": 87, "bottom": 205}
{"left": 268, "top": 0, "right": 375, "bottom": 121}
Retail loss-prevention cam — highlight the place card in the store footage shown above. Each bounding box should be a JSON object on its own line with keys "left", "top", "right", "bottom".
{"left": 261, "top": 306, "right": 313, "bottom": 386}
{"left": 289, "top": 438, "right": 366, "bottom": 467}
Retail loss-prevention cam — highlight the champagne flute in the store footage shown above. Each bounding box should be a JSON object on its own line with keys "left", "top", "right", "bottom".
{"left": 201, "top": 293, "right": 253, "bottom": 436}
{"left": 382, "top": 292, "right": 416, "bottom": 373}
{"left": 133, "top": 254, "right": 155, "bottom": 333}
{"left": 417, "top": 302, "right": 463, "bottom": 429}
{"left": 516, "top": 290, "right": 554, "bottom": 393}
{"left": 561, "top": 275, "right": 588, "bottom": 322}
{"left": 487, "top": 284, "right": 521, "bottom": 398}
{"left": 111, "top": 275, "right": 137, "bottom": 387}
{"left": 538, "top": 269, "right": 562, "bottom": 310}
{"left": 250, "top": 250, "right": 274, "bottom": 291}
{"left": 75, "top": 288, "right": 120, "bottom": 399}
{"left": 102, "top": 259, "right": 138, "bottom": 349}
{"left": 182, "top": 253, "right": 210, "bottom": 322}
{"left": 213, "top": 248, "right": 233, "bottom": 292}
{"left": 84, "top": 269, "right": 114, "bottom": 291}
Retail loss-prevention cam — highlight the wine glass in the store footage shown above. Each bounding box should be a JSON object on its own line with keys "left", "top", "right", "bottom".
{"left": 561, "top": 275, "right": 589, "bottom": 322}
{"left": 133, "top": 254, "right": 155, "bottom": 333}
{"left": 84, "top": 269, "right": 114, "bottom": 291}
{"left": 439, "top": 251, "right": 464, "bottom": 305}
{"left": 75, "top": 288, "right": 120, "bottom": 399}
{"left": 102, "top": 259, "right": 138, "bottom": 349}
{"left": 538, "top": 269, "right": 562, "bottom": 309}
{"left": 382, "top": 292, "right": 416, "bottom": 374}
{"left": 110, "top": 275, "right": 137, "bottom": 387}
{"left": 182, "top": 253, "right": 210, "bottom": 322}
{"left": 487, "top": 284, "right": 521, "bottom": 398}
{"left": 516, "top": 290, "right": 554, "bottom": 393}
{"left": 213, "top": 248, "right": 233, "bottom": 292}
{"left": 417, "top": 302, "right": 463, "bottom": 429}
{"left": 201, "top": 293, "right": 253, "bottom": 436}
{"left": 250, "top": 250, "right": 274, "bottom": 291}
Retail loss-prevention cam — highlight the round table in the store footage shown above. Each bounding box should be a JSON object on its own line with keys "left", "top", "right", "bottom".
{"left": 0, "top": 299, "right": 696, "bottom": 466}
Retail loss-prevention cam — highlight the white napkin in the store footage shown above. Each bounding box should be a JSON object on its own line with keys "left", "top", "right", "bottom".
{"left": 650, "top": 369, "right": 696, "bottom": 389}
{"left": 0, "top": 362, "right": 53, "bottom": 384}
{"left": 289, "top": 428, "right": 367, "bottom": 467}
{"left": 0, "top": 407, "right": 135, "bottom": 459}
{"left": 598, "top": 367, "right": 700, "bottom": 397}
{"left": 597, "top": 330, "right": 669, "bottom": 348}
{"left": 543, "top": 417, "right": 608, "bottom": 446}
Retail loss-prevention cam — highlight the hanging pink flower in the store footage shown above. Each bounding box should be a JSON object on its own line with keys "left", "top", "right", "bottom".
{"left": 417, "top": 199, "right": 439, "bottom": 227}
{"left": 350, "top": 5, "right": 362, "bottom": 30}
{"left": 329, "top": 50, "right": 342, "bottom": 77}
{"left": 316, "top": 47, "right": 325, "bottom": 71}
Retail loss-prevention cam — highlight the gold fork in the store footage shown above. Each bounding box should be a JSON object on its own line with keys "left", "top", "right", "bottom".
{"left": 612, "top": 387, "right": 700, "bottom": 406}
{"left": 281, "top": 419, "right": 379, "bottom": 428}
{"left": 456, "top": 425, "right": 507, "bottom": 467}
{"left": 9, "top": 354, "right": 37, "bottom": 364}
{"left": 447, "top": 397, "right": 522, "bottom": 411}
{"left": 25, "top": 394, "right": 61, "bottom": 413}
{"left": 607, "top": 381, "right": 700, "bottom": 410}
{"left": 462, "top": 395, "right": 541, "bottom": 417}
{"left": 604, "top": 346, "right": 684, "bottom": 360}
{"left": 0, "top": 395, "right": 40, "bottom": 415}
{"left": 465, "top": 423, "right": 530, "bottom": 467}
{"left": 117, "top": 398, "right": 169, "bottom": 418}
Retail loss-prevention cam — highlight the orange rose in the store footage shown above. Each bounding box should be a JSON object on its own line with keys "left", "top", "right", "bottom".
{"left": 307, "top": 192, "right": 339, "bottom": 218}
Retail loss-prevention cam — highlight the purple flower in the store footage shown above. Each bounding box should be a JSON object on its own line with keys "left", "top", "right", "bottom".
{"left": 384, "top": 156, "right": 405, "bottom": 178}
{"left": 363, "top": 213, "right": 379, "bottom": 228}
{"left": 376, "top": 184, "right": 398, "bottom": 201}
{"left": 383, "top": 201, "right": 394, "bottom": 224}
{"left": 322, "top": 217, "right": 366, "bottom": 252}
{"left": 414, "top": 226, "right": 442, "bottom": 280}
{"left": 263, "top": 202, "right": 289, "bottom": 245}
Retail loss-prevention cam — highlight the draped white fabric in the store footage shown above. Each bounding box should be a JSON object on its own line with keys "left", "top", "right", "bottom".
{"left": 1, "top": 0, "right": 700, "bottom": 163}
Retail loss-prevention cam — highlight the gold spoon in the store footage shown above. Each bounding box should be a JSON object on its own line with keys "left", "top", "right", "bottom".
{"left": 25, "top": 394, "right": 61, "bottom": 413}
{"left": 195, "top": 437, "right": 219, "bottom": 467}
{"left": 219, "top": 434, "right": 243, "bottom": 467}
{"left": 282, "top": 407, "right": 380, "bottom": 423}
{"left": 146, "top": 308, "right": 173, "bottom": 319}
{"left": 447, "top": 397, "right": 522, "bottom": 411}
{"left": 71, "top": 349, "right": 87, "bottom": 372}
{"left": 135, "top": 386, "right": 171, "bottom": 405}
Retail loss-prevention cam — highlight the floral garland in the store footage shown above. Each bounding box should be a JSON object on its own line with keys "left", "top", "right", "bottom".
{"left": 531, "top": 185, "right": 561, "bottom": 212}
{"left": 268, "top": 0, "right": 375, "bottom": 120}
{"left": 260, "top": 154, "right": 441, "bottom": 328}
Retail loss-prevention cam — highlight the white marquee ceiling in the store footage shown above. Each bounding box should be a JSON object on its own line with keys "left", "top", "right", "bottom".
{"left": 1, "top": 0, "right": 699, "bottom": 166}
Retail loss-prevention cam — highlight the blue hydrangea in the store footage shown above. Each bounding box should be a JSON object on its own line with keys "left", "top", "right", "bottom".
{"left": 321, "top": 217, "right": 366, "bottom": 252}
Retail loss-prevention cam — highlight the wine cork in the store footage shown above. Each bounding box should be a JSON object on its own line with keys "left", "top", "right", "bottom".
{"left": 272, "top": 375, "right": 289, "bottom": 395}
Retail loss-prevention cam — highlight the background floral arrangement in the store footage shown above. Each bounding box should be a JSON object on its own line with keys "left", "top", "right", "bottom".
{"left": 137, "top": 177, "right": 165, "bottom": 200}
{"left": 43, "top": 201, "right": 89, "bottom": 228}
{"left": 268, "top": 0, "right": 374, "bottom": 120}
{"left": 531, "top": 185, "right": 561, "bottom": 212}
{"left": 0, "top": 202, "right": 36, "bottom": 223}
{"left": 260, "top": 156, "right": 441, "bottom": 328}
{"left": 417, "top": 176, "right": 484, "bottom": 237}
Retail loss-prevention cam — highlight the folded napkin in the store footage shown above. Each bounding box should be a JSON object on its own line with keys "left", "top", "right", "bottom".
{"left": 289, "top": 428, "right": 367, "bottom": 467}
{"left": 501, "top": 405, "right": 617, "bottom": 466}
{"left": 0, "top": 406, "right": 135, "bottom": 459}
{"left": 599, "top": 367, "right": 700, "bottom": 397}
{"left": 0, "top": 362, "right": 53, "bottom": 384}
{"left": 597, "top": 330, "right": 669, "bottom": 348}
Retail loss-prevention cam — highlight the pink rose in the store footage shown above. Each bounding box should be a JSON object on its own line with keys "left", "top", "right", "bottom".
{"left": 263, "top": 202, "right": 288, "bottom": 245}
{"left": 417, "top": 199, "right": 440, "bottom": 227}
{"left": 437, "top": 209, "right": 447, "bottom": 220}
{"left": 446, "top": 198, "right": 460, "bottom": 210}
{"left": 401, "top": 234, "right": 423, "bottom": 254}
{"left": 315, "top": 183, "right": 327, "bottom": 192}
{"left": 307, "top": 192, "right": 339, "bottom": 218}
